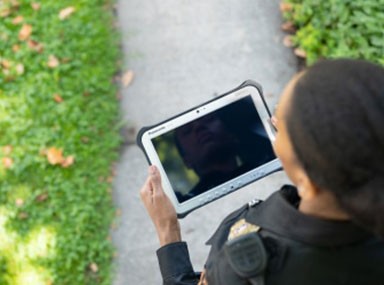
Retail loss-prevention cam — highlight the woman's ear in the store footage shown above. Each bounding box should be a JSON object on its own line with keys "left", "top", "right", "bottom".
{"left": 296, "top": 169, "right": 320, "bottom": 201}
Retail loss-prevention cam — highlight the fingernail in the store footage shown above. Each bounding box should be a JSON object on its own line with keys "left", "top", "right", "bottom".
{"left": 149, "top": 165, "right": 156, "bottom": 174}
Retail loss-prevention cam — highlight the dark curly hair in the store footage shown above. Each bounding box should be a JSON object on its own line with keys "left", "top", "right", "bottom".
{"left": 286, "top": 59, "right": 384, "bottom": 237}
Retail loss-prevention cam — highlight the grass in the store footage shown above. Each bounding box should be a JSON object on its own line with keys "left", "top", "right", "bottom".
{"left": 0, "top": 0, "right": 121, "bottom": 284}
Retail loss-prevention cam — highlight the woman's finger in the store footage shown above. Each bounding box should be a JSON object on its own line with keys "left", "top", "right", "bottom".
{"left": 140, "top": 176, "right": 153, "bottom": 202}
{"left": 149, "top": 165, "right": 162, "bottom": 194}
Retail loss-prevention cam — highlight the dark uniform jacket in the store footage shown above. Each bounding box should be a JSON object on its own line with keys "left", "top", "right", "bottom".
{"left": 157, "top": 186, "right": 384, "bottom": 285}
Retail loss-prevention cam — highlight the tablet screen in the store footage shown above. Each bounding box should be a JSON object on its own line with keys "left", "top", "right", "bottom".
{"left": 151, "top": 95, "right": 276, "bottom": 203}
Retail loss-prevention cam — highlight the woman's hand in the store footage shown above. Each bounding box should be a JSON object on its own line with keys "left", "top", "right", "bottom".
{"left": 140, "top": 165, "right": 181, "bottom": 246}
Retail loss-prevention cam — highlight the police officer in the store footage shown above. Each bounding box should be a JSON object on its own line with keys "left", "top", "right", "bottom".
{"left": 140, "top": 59, "right": 384, "bottom": 284}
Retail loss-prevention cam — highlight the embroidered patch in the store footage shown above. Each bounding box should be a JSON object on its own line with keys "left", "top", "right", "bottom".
{"left": 228, "top": 218, "right": 260, "bottom": 241}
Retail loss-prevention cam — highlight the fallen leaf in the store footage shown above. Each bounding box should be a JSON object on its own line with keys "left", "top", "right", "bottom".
{"left": 2, "top": 145, "right": 13, "bottom": 155}
{"left": 27, "top": 40, "right": 44, "bottom": 53}
{"left": 81, "top": 136, "right": 89, "bottom": 143}
{"left": 0, "top": 33, "right": 8, "bottom": 42}
{"left": 15, "top": 198, "right": 24, "bottom": 207}
{"left": 122, "top": 70, "right": 134, "bottom": 87}
{"left": 47, "top": 55, "right": 59, "bottom": 68}
{"left": 59, "top": 6, "right": 75, "bottom": 20}
{"left": 283, "top": 35, "right": 294, "bottom": 47}
{"left": 61, "top": 155, "right": 75, "bottom": 168}
{"left": 46, "top": 147, "right": 64, "bottom": 165}
{"left": 1, "top": 59, "right": 11, "bottom": 69}
{"left": 31, "top": 2, "right": 40, "bottom": 11}
{"left": 16, "top": 63, "right": 24, "bottom": 75}
{"left": 89, "top": 263, "right": 98, "bottom": 273}
{"left": 111, "top": 164, "right": 117, "bottom": 176}
{"left": 18, "top": 212, "right": 28, "bottom": 219}
{"left": 36, "top": 193, "right": 48, "bottom": 202}
{"left": 61, "top": 57, "right": 71, "bottom": 63}
{"left": 12, "top": 44, "right": 20, "bottom": 52}
{"left": 53, "top": 93, "right": 63, "bottom": 103}
{"left": 280, "top": 3, "right": 293, "bottom": 12}
{"left": 281, "top": 21, "right": 296, "bottom": 33}
{"left": 0, "top": 8, "right": 11, "bottom": 18}
{"left": 12, "top": 15, "right": 23, "bottom": 24}
{"left": 2, "top": 157, "right": 13, "bottom": 169}
{"left": 294, "top": 48, "right": 307, "bottom": 58}
{"left": 18, "top": 24, "right": 32, "bottom": 41}
{"left": 11, "top": 0, "right": 20, "bottom": 8}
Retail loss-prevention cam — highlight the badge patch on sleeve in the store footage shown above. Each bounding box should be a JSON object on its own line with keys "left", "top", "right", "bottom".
{"left": 225, "top": 231, "right": 268, "bottom": 281}
{"left": 228, "top": 218, "right": 260, "bottom": 241}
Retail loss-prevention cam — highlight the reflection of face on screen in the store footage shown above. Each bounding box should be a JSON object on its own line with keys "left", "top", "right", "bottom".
{"left": 174, "top": 113, "right": 239, "bottom": 176}
{"left": 152, "top": 96, "right": 276, "bottom": 203}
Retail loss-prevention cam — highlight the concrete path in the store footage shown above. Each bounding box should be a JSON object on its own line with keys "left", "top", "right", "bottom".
{"left": 112, "top": 1, "right": 296, "bottom": 284}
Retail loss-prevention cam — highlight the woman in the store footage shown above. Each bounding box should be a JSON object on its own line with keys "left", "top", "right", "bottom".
{"left": 140, "top": 59, "right": 384, "bottom": 284}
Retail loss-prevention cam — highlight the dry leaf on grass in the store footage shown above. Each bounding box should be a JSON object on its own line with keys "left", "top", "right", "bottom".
{"left": 27, "top": 40, "right": 44, "bottom": 53}
{"left": 16, "top": 63, "right": 24, "bottom": 75}
{"left": 47, "top": 55, "right": 59, "bottom": 68}
{"left": 31, "top": 2, "right": 40, "bottom": 11}
{"left": 59, "top": 6, "right": 75, "bottom": 20}
{"left": 1, "top": 59, "right": 11, "bottom": 69}
{"left": 89, "top": 263, "right": 99, "bottom": 273}
{"left": 15, "top": 198, "right": 24, "bottom": 207}
{"left": 2, "top": 157, "right": 13, "bottom": 169}
{"left": 18, "top": 212, "right": 28, "bottom": 219}
{"left": 45, "top": 147, "right": 75, "bottom": 167}
{"left": 61, "top": 155, "right": 75, "bottom": 168}
{"left": 11, "top": 0, "right": 20, "bottom": 8}
{"left": 280, "top": 3, "right": 293, "bottom": 12}
{"left": 281, "top": 21, "right": 296, "bottom": 33}
{"left": 53, "top": 94, "right": 63, "bottom": 103}
{"left": 36, "top": 193, "right": 48, "bottom": 202}
{"left": 19, "top": 24, "right": 32, "bottom": 41}
{"left": 81, "top": 136, "right": 89, "bottom": 143}
{"left": 0, "top": 8, "right": 11, "bottom": 18}
{"left": 122, "top": 70, "right": 134, "bottom": 87}
{"left": 46, "top": 147, "right": 64, "bottom": 165}
{"left": 2, "top": 145, "right": 13, "bottom": 155}
{"left": 12, "top": 44, "right": 20, "bottom": 52}
{"left": 12, "top": 15, "right": 23, "bottom": 24}
{"left": 294, "top": 48, "right": 307, "bottom": 58}
{"left": 283, "top": 35, "right": 294, "bottom": 47}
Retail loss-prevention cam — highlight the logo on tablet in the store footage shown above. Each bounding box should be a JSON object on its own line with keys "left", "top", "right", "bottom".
{"left": 148, "top": 126, "right": 166, "bottom": 135}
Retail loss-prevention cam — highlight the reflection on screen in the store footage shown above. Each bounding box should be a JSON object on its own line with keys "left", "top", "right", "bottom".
{"left": 151, "top": 95, "right": 276, "bottom": 203}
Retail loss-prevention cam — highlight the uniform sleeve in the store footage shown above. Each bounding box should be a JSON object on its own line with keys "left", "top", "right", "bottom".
{"left": 156, "top": 242, "right": 201, "bottom": 285}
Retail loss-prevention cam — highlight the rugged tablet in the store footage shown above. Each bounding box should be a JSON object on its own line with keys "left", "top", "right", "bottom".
{"left": 137, "top": 80, "right": 281, "bottom": 217}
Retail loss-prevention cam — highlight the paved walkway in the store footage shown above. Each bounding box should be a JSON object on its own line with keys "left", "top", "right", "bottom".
{"left": 112, "top": 1, "right": 296, "bottom": 284}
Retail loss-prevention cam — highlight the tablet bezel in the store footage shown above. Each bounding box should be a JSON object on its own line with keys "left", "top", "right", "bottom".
{"left": 137, "top": 80, "right": 281, "bottom": 217}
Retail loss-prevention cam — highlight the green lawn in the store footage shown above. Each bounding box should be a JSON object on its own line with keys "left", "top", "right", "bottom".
{"left": 0, "top": 0, "right": 121, "bottom": 284}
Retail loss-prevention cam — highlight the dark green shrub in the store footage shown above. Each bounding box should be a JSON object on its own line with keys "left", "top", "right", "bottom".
{"left": 282, "top": 0, "right": 384, "bottom": 65}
